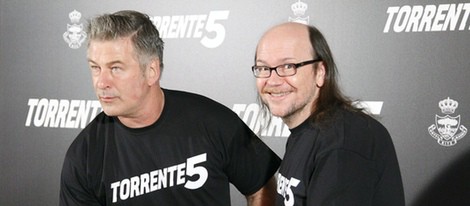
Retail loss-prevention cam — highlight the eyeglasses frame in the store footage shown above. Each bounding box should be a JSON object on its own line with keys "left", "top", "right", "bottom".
{"left": 251, "top": 58, "right": 323, "bottom": 78}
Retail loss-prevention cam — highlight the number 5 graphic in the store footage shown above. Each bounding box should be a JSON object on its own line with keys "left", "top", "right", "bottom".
{"left": 284, "top": 177, "right": 300, "bottom": 206}
{"left": 184, "top": 153, "right": 208, "bottom": 189}
{"left": 201, "top": 11, "right": 230, "bottom": 48}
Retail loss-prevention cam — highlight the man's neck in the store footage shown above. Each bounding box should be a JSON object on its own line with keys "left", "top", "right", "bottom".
{"left": 118, "top": 88, "right": 165, "bottom": 128}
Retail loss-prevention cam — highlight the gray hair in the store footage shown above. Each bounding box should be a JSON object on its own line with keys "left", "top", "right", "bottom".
{"left": 86, "top": 10, "right": 164, "bottom": 70}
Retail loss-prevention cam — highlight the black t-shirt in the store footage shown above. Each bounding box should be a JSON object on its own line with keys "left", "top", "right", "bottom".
{"left": 276, "top": 108, "right": 405, "bottom": 206}
{"left": 60, "top": 89, "right": 281, "bottom": 205}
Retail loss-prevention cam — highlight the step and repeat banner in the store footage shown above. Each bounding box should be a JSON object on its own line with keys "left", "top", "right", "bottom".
{"left": 1, "top": 0, "right": 469, "bottom": 205}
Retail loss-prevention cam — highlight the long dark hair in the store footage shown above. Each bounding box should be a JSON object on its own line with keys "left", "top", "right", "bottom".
{"left": 307, "top": 25, "right": 362, "bottom": 123}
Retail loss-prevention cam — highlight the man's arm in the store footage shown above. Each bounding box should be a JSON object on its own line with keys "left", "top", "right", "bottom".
{"left": 60, "top": 155, "right": 103, "bottom": 206}
{"left": 246, "top": 176, "right": 277, "bottom": 206}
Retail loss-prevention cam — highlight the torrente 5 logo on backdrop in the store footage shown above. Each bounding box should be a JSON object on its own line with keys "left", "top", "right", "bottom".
{"left": 25, "top": 99, "right": 102, "bottom": 129}
{"left": 384, "top": 3, "right": 470, "bottom": 33}
{"left": 428, "top": 97, "right": 467, "bottom": 147}
{"left": 149, "top": 11, "right": 229, "bottom": 49}
{"left": 63, "top": 10, "right": 229, "bottom": 49}
{"left": 233, "top": 102, "right": 384, "bottom": 138}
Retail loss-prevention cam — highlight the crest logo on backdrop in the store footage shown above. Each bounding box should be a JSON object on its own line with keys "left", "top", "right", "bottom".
{"left": 63, "top": 10, "right": 87, "bottom": 49}
{"left": 428, "top": 97, "right": 467, "bottom": 146}
{"left": 288, "top": 0, "right": 309, "bottom": 24}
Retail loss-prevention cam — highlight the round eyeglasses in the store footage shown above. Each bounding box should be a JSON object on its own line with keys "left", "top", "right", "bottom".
{"left": 251, "top": 58, "right": 322, "bottom": 78}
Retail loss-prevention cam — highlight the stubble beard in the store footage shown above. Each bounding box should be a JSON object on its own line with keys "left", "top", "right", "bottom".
{"left": 263, "top": 92, "right": 315, "bottom": 127}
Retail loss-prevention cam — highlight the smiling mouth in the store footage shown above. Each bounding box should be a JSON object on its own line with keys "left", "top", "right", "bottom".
{"left": 268, "top": 91, "right": 291, "bottom": 97}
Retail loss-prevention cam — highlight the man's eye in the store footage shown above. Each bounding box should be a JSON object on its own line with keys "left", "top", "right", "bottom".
{"left": 258, "top": 67, "right": 270, "bottom": 71}
{"left": 90, "top": 66, "right": 100, "bottom": 72}
{"left": 283, "top": 64, "right": 295, "bottom": 70}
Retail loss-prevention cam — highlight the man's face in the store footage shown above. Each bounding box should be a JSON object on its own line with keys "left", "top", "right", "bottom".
{"left": 255, "top": 24, "right": 324, "bottom": 127}
{"left": 87, "top": 37, "right": 150, "bottom": 118}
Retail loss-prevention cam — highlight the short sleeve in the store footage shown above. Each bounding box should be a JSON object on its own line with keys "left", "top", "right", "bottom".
{"left": 59, "top": 138, "right": 103, "bottom": 206}
{"left": 224, "top": 121, "right": 281, "bottom": 195}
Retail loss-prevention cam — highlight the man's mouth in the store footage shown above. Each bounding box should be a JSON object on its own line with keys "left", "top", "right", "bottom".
{"left": 269, "top": 91, "right": 290, "bottom": 97}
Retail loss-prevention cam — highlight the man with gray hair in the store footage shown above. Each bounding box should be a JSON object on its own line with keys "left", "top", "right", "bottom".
{"left": 60, "top": 10, "right": 280, "bottom": 206}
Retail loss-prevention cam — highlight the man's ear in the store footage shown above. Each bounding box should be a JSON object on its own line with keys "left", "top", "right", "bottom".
{"left": 146, "top": 58, "right": 161, "bottom": 86}
{"left": 315, "top": 62, "right": 326, "bottom": 88}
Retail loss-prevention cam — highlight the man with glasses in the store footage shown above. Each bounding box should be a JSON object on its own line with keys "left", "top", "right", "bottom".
{"left": 252, "top": 22, "right": 405, "bottom": 205}
{"left": 60, "top": 10, "right": 281, "bottom": 206}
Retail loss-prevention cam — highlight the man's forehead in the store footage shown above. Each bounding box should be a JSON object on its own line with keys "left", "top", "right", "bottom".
{"left": 87, "top": 39, "right": 138, "bottom": 63}
{"left": 88, "top": 38, "right": 134, "bottom": 53}
{"left": 257, "top": 32, "right": 311, "bottom": 55}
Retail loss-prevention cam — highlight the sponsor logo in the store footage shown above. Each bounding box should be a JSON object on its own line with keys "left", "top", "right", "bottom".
{"left": 288, "top": 0, "right": 310, "bottom": 24}
{"left": 232, "top": 101, "right": 383, "bottom": 137}
{"left": 110, "top": 153, "right": 208, "bottom": 203}
{"left": 150, "top": 10, "right": 230, "bottom": 48}
{"left": 384, "top": 3, "right": 470, "bottom": 33}
{"left": 25, "top": 98, "right": 101, "bottom": 129}
{"left": 428, "top": 97, "right": 467, "bottom": 146}
{"left": 63, "top": 10, "right": 87, "bottom": 49}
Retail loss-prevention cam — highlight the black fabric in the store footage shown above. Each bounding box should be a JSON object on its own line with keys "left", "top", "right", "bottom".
{"left": 276, "top": 108, "right": 405, "bottom": 206}
{"left": 60, "top": 89, "right": 281, "bottom": 205}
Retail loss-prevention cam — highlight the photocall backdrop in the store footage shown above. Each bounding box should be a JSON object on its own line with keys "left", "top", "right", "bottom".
{"left": 1, "top": 0, "right": 469, "bottom": 205}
